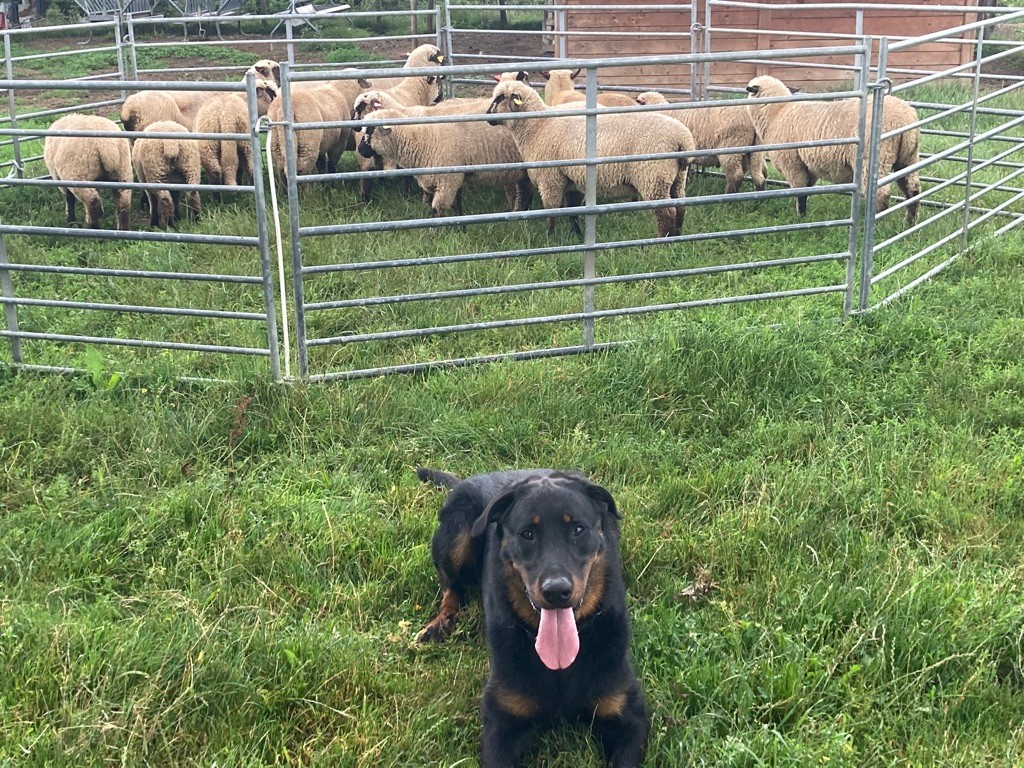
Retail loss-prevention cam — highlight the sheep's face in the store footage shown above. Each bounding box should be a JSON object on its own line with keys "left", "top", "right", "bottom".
{"left": 405, "top": 44, "right": 444, "bottom": 67}
{"left": 255, "top": 79, "right": 279, "bottom": 116}
{"left": 357, "top": 123, "right": 395, "bottom": 160}
{"left": 353, "top": 92, "right": 386, "bottom": 120}
{"left": 492, "top": 71, "right": 530, "bottom": 84}
{"left": 486, "top": 82, "right": 537, "bottom": 125}
{"left": 745, "top": 75, "right": 790, "bottom": 100}
{"left": 635, "top": 91, "right": 667, "bottom": 106}
{"left": 250, "top": 59, "right": 281, "bottom": 87}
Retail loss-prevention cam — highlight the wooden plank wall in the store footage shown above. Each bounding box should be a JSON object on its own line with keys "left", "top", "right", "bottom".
{"left": 561, "top": 0, "right": 979, "bottom": 93}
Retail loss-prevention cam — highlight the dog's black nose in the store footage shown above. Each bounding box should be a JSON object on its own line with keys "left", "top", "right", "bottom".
{"left": 540, "top": 577, "right": 573, "bottom": 607}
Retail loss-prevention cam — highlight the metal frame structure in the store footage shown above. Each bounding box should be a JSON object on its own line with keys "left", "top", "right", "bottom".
{"left": 2, "top": 2, "right": 1023, "bottom": 383}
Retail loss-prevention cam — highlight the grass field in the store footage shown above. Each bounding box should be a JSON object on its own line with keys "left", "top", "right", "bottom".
{"left": 3, "top": 19, "right": 1024, "bottom": 767}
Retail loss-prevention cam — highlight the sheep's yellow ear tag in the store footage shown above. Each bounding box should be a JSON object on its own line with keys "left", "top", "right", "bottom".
{"left": 437, "top": 54, "right": 445, "bottom": 62}
{"left": 512, "top": 96, "right": 523, "bottom": 106}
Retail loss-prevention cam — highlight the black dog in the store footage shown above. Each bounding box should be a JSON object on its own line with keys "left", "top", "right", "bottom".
{"left": 417, "top": 468, "right": 650, "bottom": 767}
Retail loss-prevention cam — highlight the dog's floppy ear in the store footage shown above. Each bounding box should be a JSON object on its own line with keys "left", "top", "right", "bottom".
{"left": 580, "top": 479, "right": 620, "bottom": 519}
{"left": 470, "top": 486, "right": 522, "bottom": 538}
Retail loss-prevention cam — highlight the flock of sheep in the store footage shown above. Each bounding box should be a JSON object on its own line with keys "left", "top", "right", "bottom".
{"left": 40, "top": 43, "right": 923, "bottom": 237}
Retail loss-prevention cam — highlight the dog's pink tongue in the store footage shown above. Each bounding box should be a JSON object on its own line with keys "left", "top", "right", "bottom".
{"left": 535, "top": 608, "right": 579, "bottom": 670}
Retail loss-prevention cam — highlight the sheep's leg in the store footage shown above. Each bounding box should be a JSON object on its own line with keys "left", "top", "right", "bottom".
{"left": 157, "top": 192, "right": 175, "bottom": 229}
{"left": 186, "top": 190, "right": 201, "bottom": 222}
{"left": 671, "top": 166, "right": 688, "bottom": 235}
{"left": 721, "top": 154, "right": 745, "bottom": 194}
{"left": 113, "top": 188, "right": 131, "bottom": 231}
{"left": 564, "top": 189, "right": 584, "bottom": 238}
{"left": 897, "top": 168, "right": 921, "bottom": 225}
{"left": 171, "top": 190, "right": 183, "bottom": 225}
{"left": 62, "top": 189, "right": 77, "bottom": 225}
{"left": 513, "top": 178, "right": 534, "bottom": 212}
{"left": 747, "top": 151, "right": 767, "bottom": 192}
{"left": 83, "top": 192, "right": 104, "bottom": 229}
{"left": 792, "top": 172, "right": 816, "bottom": 216}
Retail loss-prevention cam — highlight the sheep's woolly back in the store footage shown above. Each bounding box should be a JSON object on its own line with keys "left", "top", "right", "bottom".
{"left": 543, "top": 69, "right": 637, "bottom": 107}
{"left": 194, "top": 89, "right": 273, "bottom": 186}
{"left": 487, "top": 80, "right": 695, "bottom": 236}
{"left": 636, "top": 90, "right": 766, "bottom": 192}
{"left": 267, "top": 90, "right": 330, "bottom": 176}
{"left": 44, "top": 113, "right": 132, "bottom": 229}
{"left": 121, "top": 91, "right": 186, "bottom": 135}
{"left": 359, "top": 102, "right": 528, "bottom": 215}
{"left": 132, "top": 120, "right": 201, "bottom": 227}
{"left": 45, "top": 114, "right": 132, "bottom": 184}
{"left": 745, "top": 74, "right": 921, "bottom": 219}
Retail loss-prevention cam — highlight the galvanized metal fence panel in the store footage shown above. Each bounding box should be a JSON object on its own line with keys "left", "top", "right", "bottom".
{"left": 0, "top": 73, "right": 281, "bottom": 381}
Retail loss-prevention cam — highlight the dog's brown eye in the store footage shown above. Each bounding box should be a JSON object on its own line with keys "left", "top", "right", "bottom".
{"left": 521, "top": 529, "right": 535, "bottom": 541}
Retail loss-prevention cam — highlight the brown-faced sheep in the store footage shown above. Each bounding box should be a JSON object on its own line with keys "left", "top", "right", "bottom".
{"left": 636, "top": 91, "right": 766, "bottom": 194}
{"left": 745, "top": 75, "right": 921, "bottom": 222}
{"left": 486, "top": 80, "right": 695, "bottom": 238}
{"left": 540, "top": 68, "right": 638, "bottom": 108}
{"left": 356, "top": 102, "right": 532, "bottom": 219}
{"left": 195, "top": 79, "right": 278, "bottom": 188}
{"left": 43, "top": 114, "right": 132, "bottom": 230}
{"left": 131, "top": 120, "right": 201, "bottom": 228}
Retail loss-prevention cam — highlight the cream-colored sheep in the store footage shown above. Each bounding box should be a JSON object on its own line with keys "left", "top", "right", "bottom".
{"left": 540, "top": 69, "right": 637, "bottom": 108}
{"left": 356, "top": 102, "right": 532, "bottom": 218}
{"left": 636, "top": 91, "right": 766, "bottom": 194}
{"left": 43, "top": 114, "right": 132, "bottom": 230}
{"left": 745, "top": 75, "right": 921, "bottom": 222}
{"left": 486, "top": 80, "right": 695, "bottom": 238}
{"left": 195, "top": 79, "right": 278, "bottom": 188}
{"left": 131, "top": 120, "right": 201, "bottom": 228}
{"left": 267, "top": 89, "right": 342, "bottom": 179}
{"left": 121, "top": 91, "right": 187, "bottom": 136}
{"left": 351, "top": 45, "right": 445, "bottom": 200}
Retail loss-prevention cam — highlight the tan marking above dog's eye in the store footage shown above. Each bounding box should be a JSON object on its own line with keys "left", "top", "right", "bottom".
{"left": 532, "top": 515, "right": 540, "bottom": 525}
{"left": 563, "top": 514, "right": 571, "bottom": 524}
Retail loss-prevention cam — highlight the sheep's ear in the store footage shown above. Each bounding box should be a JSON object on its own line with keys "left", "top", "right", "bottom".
{"left": 426, "top": 76, "right": 437, "bottom": 85}
{"left": 570, "top": 68, "right": 582, "bottom": 80}
{"left": 539, "top": 70, "right": 551, "bottom": 80}
{"left": 272, "top": 65, "right": 281, "bottom": 85}
{"left": 358, "top": 77, "right": 372, "bottom": 88}
{"left": 511, "top": 95, "right": 525, "bottom": 111}
{"left": 492, "top": 74, "right": 501, "bottom": 82}
{"left": 745, "top": 85, "right": 760, "bottom": 95}
{"left": 516, "top": 71, "right": 530, "bottom": 82}
{"left": 635, "top": 96, "right": 645, "bottom": 104}
{"left": 378, "top": 125, "right": 393, "bottom": 136}
{"left": 791, "top": 86, "right": 802, "bottom": 94}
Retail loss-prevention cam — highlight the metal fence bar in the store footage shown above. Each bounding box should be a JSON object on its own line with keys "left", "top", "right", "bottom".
{"left": 0, "top": 228, "right": 21, "bottom": 363}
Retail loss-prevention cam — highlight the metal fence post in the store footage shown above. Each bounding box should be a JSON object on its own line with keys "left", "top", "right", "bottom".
{"left": 582, "top": 66, "right": 597, "bottom": 348}
{"left": 858, "top": 38, "right": 888, "bottom": 313}
{"left": 845, "top": 36, "right": 871, "bottom": 317}
{"left": 246, "top": 73, "right": 282, "bottom": 382}
{"left": 440, "top": 0, "right": 454, "bottom": 99}
{"left": 3, "top": 33, "right": 22, "bottom": 179}
{"left": 115, "top": 13, "right": 127, "bottom": 102}
{"left": 853, "top": 10, "right": 864, "bottom": 91}
{"left": 702, "top": 0, "right": 711, "bottom": 100}
{"left": 689, "top": 0, "right": 701, "bottom": 100}
{"left": 961, "top": 23, "right": 987, "bottom": 252}
{"left": 280, "top": 62, "right": 308, "bottom": 379}
{"left": 126, "top": 13, "right": 139, "bottom": 82}
{"left": 0, "top": 228, "right": 22, "bottom": 364}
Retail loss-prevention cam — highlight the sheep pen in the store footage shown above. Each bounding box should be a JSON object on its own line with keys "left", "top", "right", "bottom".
{"left": 0, "top": 4, "right": 1021, "bottom": 384}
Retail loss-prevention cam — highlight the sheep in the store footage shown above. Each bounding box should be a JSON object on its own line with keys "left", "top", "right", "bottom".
{"left": 267, "top": 88, "right": 342, "bottom": 179}
{"left": 195, "top": 79, "right": 278, "bottom": 188}
{"left": 486, "top": 80, "right": 695, "bottom": 238}
{"left": 745, "top": 75, "right": 921, "bottom": 222}
{"left": 356, "top": 102, "right": 532, "bottom": 219}
{"left": 540, "top": 68, "right": 638, "bottom": 108}
{"left": 131, "top": 120, "right": 201, "bottom": 228}
{"left": 351, "top": 45, "right": 446, "bottom": 200}
{"left": 43, "top": 114, "right": 132, "bottom": 230}
{"left": 121, "top": 91, "right": 187, "bottom": 136}
{"left": 636, "top": 91, "right": 766, "bottom": 194}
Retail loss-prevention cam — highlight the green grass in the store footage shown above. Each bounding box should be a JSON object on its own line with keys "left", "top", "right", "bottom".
{"left": 2, "top": 232, "right": 1024, "bottom": 765}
